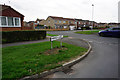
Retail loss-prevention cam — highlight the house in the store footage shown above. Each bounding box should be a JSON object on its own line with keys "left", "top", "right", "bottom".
{"left": 75, "top": 19, "right": 83, "bottom": 29}
{"left": 75, "top": 19, "right": 94, "bottom": 29}
{"left": 108, "top": 23, "right": 118, "bottom": 27}
{"left": 23, "top": 21, "right": 35, "bottom": 30}
{"left": 42, "top": 16, "right": 76, "bottom": 30}
{"left": 0, "top": 4, "right": 24, "bottom": 31}
{"left": 97, "top": 23, "right": 108, "bottom": 28}
{"left": 35, "top": 19, "right": 46, "bottom": 29}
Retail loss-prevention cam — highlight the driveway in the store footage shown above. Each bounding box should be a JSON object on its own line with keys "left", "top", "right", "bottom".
{"left": 47, "top": 30, "right": 119, "bottom": 78}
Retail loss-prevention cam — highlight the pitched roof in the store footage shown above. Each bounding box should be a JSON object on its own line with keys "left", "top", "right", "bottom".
{"left": 0, "top": 4, "right": 9, "bottom": 11}
{"left": 49, "top": 16, "right": 75, "bottom": 21}
{"left": 0, "top": 4, "right": 24, "bottom": 17}
{"left": 75, "top": 19, "right": 83, "bottom": 21}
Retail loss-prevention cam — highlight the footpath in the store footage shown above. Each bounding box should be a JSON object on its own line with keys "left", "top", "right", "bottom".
{"left": 3, "top": 36, "right": 89, "bottom": 49}
{"left": 2, "top": 37, "right": 50, "bottom": 48}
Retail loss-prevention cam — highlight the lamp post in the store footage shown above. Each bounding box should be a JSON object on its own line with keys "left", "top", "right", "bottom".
{"left": 92, "top": 4, "right": 94, "bottom": 30}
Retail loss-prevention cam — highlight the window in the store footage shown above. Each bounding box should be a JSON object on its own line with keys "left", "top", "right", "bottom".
{"left": 59, "top": 21, "right": 61, "bottom": 23}
{"left": 79, "top": 22, "right": 81, "bottom": 24}
{"left": 54, "top": 20, "right": 57, "bottom": 23}
{"left": 15, "top": 18, "right": 20, "bottom": 26}
{"left": 63, "top": 21, "right": 66, "bottom": 23}
{"left": 0, "top": 16, "right": 21, "bottom": 27}
{"left": 8, "top": 17, "right": 14, "bottom": 26}
{"left": 1, "top": 17, "right": 7, "bottom": 25}
{"left": 69, "top": 21, "right": 71, "bottom": 24}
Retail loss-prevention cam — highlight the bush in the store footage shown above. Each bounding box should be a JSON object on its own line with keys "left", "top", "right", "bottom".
{"left": 2, "top": 31, "right": 46, "bottom": 43}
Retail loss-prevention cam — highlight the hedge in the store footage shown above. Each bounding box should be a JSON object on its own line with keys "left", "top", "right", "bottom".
{"left": 2, "top": 31, "right": 46, "bottom": 43}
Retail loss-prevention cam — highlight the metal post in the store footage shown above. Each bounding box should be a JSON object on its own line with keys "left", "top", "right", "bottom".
{"left": 50, "top": 37, "right": 53, "bottom": 49}
{"left": 60, "top": 38, "right": 62, "bottom": 47}
{"left": 51, "top": 41, "right": 53, "bottom": 49}
{"left": 92, "top": 4, "right": 94, "bottom": 30}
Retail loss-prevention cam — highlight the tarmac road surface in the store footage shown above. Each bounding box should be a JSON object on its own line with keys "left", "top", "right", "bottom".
{"left": 47, "top": 30, "right": 119, "bottom": 78}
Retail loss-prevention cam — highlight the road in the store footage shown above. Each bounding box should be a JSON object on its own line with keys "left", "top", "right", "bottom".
{"left": 47, "top": 30, "right": 119, "bottom": 78}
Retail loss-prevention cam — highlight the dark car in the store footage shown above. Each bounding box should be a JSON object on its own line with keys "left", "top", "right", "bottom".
{"left": 98, "top": 27, "right": 120, "bottom": 37}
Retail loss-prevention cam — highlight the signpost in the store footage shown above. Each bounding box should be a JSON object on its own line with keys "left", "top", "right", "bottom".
{"left": 50, "top": 35, "right": 63, "bottom": 49}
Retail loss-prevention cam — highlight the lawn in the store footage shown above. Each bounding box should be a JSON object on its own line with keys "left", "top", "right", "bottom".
{"left": 47, "top": 34, "right": 68, "bottom": 38}
{"left": 2, "top": 41, "right": 87, "bottom": 79}
{"left": 75, "top": 30, "right": 100, "bottom": 35}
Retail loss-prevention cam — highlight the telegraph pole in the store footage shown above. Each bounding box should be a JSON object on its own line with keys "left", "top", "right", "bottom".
{"left": 92, "top": 4, "right": 94, "bottom": 29}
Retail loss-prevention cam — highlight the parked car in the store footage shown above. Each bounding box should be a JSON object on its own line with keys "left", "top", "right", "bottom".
{"left": 98, "top": 27, "right": 120, "bottom": 37}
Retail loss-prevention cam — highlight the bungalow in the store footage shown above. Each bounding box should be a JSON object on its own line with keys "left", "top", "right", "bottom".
{"left": 0, "top": 4, "right": 24, "bottom": 31}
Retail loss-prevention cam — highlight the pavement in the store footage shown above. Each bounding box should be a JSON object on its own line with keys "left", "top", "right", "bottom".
{"left": 2, "top": 38, "right": 50, "bottom": 48}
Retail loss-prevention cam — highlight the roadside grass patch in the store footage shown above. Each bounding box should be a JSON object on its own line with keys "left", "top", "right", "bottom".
{"left": 2, "top": 41, "right": 87, "bottom": 79}
{"left": 75, "top": 30, "right": 100, "bottom": 35}
{"left": 47, "top": 34, "right": 58, "bottom": 36}
{"left": 47, "top": 34, "right": 68, "bottom": 38}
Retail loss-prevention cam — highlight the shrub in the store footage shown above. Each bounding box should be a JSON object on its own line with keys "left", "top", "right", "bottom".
{"left": 2, "top": 30, "right": 46, "bottom": 43}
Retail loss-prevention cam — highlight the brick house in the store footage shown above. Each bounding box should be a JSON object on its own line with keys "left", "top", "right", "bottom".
{"left": 39, "top": 16, "right": 76, "bottom": 30}
{"left": 34, "top": 19, "right": 46, "bottom": 29}
{"left": 75, "top": 19, "right": 92, "bottom": 29}
{"left": 0, "top": 4, "right": 24, "bottom": 31}
{"left": 108, "top": 23, "right": 118, "bottom": 27}
{"left": 97, "top": 23, "right": 108, "bottom": 28}
{"left": 75, "top": 19, "right": 83, "bottom": 29}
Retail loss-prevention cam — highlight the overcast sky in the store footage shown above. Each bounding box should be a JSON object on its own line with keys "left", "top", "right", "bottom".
{"left": 0, "top": 0, "right": 119, "bottom": 23}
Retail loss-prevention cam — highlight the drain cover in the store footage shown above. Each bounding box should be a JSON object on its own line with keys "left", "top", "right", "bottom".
{"left": 63, "top": 68, "right": 74, "bottom": 75}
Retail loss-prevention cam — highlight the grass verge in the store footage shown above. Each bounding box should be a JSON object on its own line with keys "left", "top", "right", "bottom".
{"left": 75, "top": 30, "right": 100, "bottom": 35}
{"left": 47, "top": 34, "right": 68, "bottom": 38}
{"left": 2, "top": 41, "right": 87, "bottom": 79}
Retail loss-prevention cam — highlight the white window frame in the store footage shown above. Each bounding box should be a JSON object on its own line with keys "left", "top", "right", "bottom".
{"left": 0, "top": 16, "right": 7, "bottom": 27}
{"left": 0, "top": 16, "right": 21, "bottom": 27}
{"left": 14, "top": 17, "right": 21, "bottom": 27}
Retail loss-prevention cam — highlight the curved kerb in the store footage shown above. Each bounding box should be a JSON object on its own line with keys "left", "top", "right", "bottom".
{"left": 20, "top": 38, "right": 92, "bottom": 80}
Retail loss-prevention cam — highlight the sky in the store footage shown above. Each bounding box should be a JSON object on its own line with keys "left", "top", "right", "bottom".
{"left": 0, "top": 0, "right": 119, "bottom": 23}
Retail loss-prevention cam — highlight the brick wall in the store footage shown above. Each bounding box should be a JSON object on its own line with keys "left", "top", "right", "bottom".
{"left": 0, "top": 26, "right": 34, "bottom": 31}
{"left": 0, "top": 27, "right": 21, "bottom": 31}
{"left": 21, "top": 27, "right": 34, "bottom": 30}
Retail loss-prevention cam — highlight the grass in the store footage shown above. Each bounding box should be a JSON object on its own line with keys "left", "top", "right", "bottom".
{"left": 75, "top": 30, "right": 100, "bottom": 35}
{"left": 47, "top": 34, "right": 68, "bottom": 38}
{"left": 47, "top": 34, "right": 58, "bottom": 36}
{"left": 2, "top": 41, "right": 87, "bottom": 79}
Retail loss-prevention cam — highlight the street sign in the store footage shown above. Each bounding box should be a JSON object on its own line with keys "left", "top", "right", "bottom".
{"left": 50, "top": 35, "right": 63, "bottom": 41}
{"left": 50, "top": 35, "right": 63, "bottom": 49}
